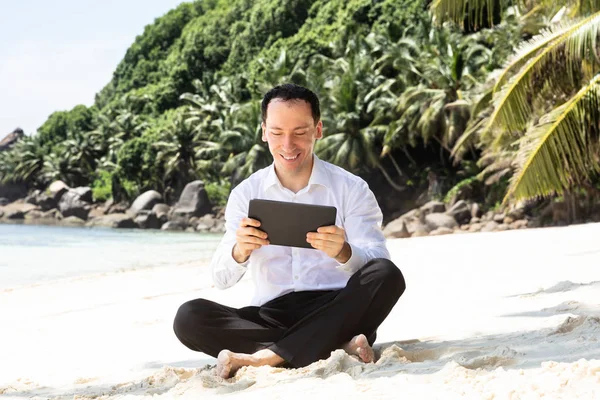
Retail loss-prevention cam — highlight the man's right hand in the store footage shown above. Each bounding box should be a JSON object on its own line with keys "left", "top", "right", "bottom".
{"left": 232, "top": 217, "right": 269, "bottom": 263}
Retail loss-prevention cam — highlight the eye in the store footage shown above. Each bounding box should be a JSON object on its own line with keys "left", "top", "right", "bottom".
{"left": 270, "top": 131, "right": 282, "bottom": 136}
{"left": 295, "top": 131, "right": 307, "bottom": 136}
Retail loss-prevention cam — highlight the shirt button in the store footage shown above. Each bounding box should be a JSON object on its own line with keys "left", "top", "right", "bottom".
{"left": 294, "top": 275, "right": 299, "bottom": 280}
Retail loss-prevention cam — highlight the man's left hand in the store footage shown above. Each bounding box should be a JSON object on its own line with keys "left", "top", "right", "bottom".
{"left": 306, "top": 225, "right": 352, "bottom": 263}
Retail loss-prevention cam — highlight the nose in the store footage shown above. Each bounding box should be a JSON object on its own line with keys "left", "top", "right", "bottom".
{"left": 282, "top": 134, "right": 295, "bottom": 151}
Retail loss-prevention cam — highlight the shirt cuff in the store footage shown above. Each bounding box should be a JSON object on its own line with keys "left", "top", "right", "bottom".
{"left": 335, "top": 242, "right": 366, "bottom": 274}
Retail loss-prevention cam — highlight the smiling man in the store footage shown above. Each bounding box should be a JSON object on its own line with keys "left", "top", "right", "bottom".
{"left": 173, "top": 84, "right": 406, "bottom": 378}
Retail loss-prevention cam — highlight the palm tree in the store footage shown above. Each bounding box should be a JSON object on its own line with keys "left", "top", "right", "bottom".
{"left": 450, "top": 3, "right": 600, "bottom": 203}
{"left": 0, "top": 136, "right": 46, "bottom": 187}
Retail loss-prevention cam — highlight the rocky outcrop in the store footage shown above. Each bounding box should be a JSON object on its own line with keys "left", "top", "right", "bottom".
{"left": 134, "top": 211, "right": 161, "bottom": 229}
{"left": 58, "top": 190, "right": 91, "bottom": 220}
{"left": 129, "top": 191, "right": 163, "bottom": 216}
{"left": 86, "top": 214, "right": 136, "bottom": 228}
{"left": 171, "top": 181, "right": 212, "bottom": 219}
{"left": 48, "top": 181, "right": 70, "bottom": 203}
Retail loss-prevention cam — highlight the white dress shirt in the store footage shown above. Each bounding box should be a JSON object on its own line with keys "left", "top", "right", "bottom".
{"left": 210, "top": 155, "right": 390, "bottom": 306}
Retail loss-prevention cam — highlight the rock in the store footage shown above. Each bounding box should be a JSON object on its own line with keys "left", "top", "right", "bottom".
{"left": 482, "top": 211, "right": 494, "bottom": 221}
{"left": 195, "top": 222, "right": 211, "bottom": 232}
{"left": 446, "top": 200, "right": 471, "bottom": 225}
{"left": 61, "top": 216, "right": 86, "bottom": 226}
{"left": 0, "top": 198, "right": 9, "bottom": 206}
{"left": 460, "top": 224, "right": 470, "bottom": 231}
{"left": 129, "top": 190, "right": 163, "bottom": 216}
{"left": 420, "top": 201, "right": 446, "bottom": 215}
{"left": 72, "top": 187, "right": 93, "bottom": 203}
{"left": 86, "top": 214, "right": 136, "bottom": 229}
{"left": 480, "top": 221, "right": 499, "bottom": 232}
{"left": 411, "top": 227, "right": 429, "bottom": 237}
{"left": 468, "top": 223, "right": 483, "bottom": 232}
{"left": 0, "top": 128, "right": 24, "bottom": 151}
{"left": 503, "top": 216, "right": 515, "bottom": 225}
{"left": 172, "top": 180, "right": 212, "bottom": 218}
{"left": 188, "top": 216, "right": 200, "bottom": 227}
{"left": 209, "top": 220, "right": 226, "bottom": 233}
{"left": 496, "top": 224, "right": 509, "bottom": 231}
{"left": 25, "top": 190, "right": 57, "bottom": 211}
{"left": 152, "top": 203, "right": 170, "bottom": 223}
{"left": 470, "top": 217, "right": 481, "bottom": 224}
{"left": 107, "top": 202, "right": 129, "bottom": 214}
{"left": 471, "top": 203, "right": 482, "bottom": 218}
{"left": 161, "top": 220, "right": 187, "bottom": 231}
{"left": 4, "top": 209, "right": 24, "bottom": 219}
{"left": 48, "top": 180, "right": 70, "bottom": 202}
{"left": 134, "top": 211, "right": 161, "bottom": 229}
{"left": 58, "top": 190, "right": 91, "bottom": 220}
{"left": 493, "top": 213, "right": 506, "bottom": 223}
{"left": 1, "top": 202, "right": 38, "bottom": 219}
{"left": 429, "top": 227, "right": 454, "bottom": 236}
{"left": 41, "top": 209, "right": 62, "bottom": 220}
{"left": 510, "top": 219, "right": 529, "bottom": 229}
{"left": 383, "top": 217, "right": 411, "bottom": 238}
{"left": 507, "top": 207, "right": 525, "bottom": 220}
{"left": 198, "top": 214, "right": 217, "bottom": 229}
{"left": 425, "top": 213, "right": 458, "bottom": 230}
{"left": 185, "top": 227, "right": 196, "bottom": 233}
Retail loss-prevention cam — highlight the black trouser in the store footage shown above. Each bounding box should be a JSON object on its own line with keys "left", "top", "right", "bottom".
{"left": 173, "top": 258, "right": 406, "bottom": 368}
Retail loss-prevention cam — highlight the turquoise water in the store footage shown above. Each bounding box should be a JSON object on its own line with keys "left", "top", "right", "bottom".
{"left": 0, "top": 223, "right": 222, "bottom": 289}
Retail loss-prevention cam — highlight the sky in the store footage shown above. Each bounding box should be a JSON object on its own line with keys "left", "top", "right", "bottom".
{"left": 0, "top": 0, "right": 190, "bottom": 136}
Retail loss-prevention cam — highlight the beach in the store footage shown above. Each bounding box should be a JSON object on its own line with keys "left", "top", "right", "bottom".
{"left": 1, "top": 223, "right": 599, "bottom": 399}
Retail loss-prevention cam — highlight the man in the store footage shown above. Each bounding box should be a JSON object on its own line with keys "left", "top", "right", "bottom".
{"left": 173, "top": 83, "right": 406, "bottom": 379}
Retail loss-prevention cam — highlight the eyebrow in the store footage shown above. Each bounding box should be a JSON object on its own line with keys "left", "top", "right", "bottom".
{"left": 269, "top": 125, "right": 311, "bottom": 131}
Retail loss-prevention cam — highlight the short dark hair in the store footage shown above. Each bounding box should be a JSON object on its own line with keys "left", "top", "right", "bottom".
{"left": 261, "top": 83, "right": 321, "bottom": 124}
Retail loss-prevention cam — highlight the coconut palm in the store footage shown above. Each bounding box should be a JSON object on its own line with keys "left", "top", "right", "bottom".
{"left": 451, "top": 3, "right": 600, "bottom": 202}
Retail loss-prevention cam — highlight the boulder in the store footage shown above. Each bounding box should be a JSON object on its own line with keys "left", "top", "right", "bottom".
{"left": 24, "top": 210, "right": 44, "bottom": 220}
{"left": 493, "top": 213, "right": 506, "bottom": 223}
{"left": 420, "top": 201, "right": 446, "bottom": 215}
{"left": 134, "top": 211, "right": 161, "bottom": 229}
{"left": 470, "top": 217, "right": 481, "bottom": 224}
{"left": 503, "top": 216, "right": 515, "bottom": 225}
{"left": 1, "top": 202, "right": 37, "bottom": 219}
{"left": 72, "top": 187, "right": 93, "bottom": 203}
{"left": 510, "top": 219, "right": 529, "bottom": 229}
{"left": 429, "top": 227, "right": 454, "bottom": 236}
{"left": 171, "top": 180, "right": 212, "bottom": 218}
{"left": 446, "top": 200, "right": 471, "bottom": 225}
{"left": 480, "top": 221, "right": 499, "bottom": 232}
{"left": 383, "top": 218, "right": 410, "bottom": 238}
{"left": 209, "top": 220, "right": 226, "bottom": 233}
{"left": 129, "top": 190, "right": 163, "bottom": 216}
{"left": 58, "top": 190, "right": 91, "bottom": 220}
{"left": 469, "top": 222, "right": 483, "bottom": 233}
{"left": 425, "top": 213, "right": 458, "bottom": 230}
{"left": 161, "top": 220, "right": 187, "bottom": 231}
{"left": 496, "top": 224, "right": 509, "bottom": 231}
{"left": 25, "top": 190, "right": 56, "bottom": 211}
{"left": 471, "top": 202, "right": 482, "bottom": 218}
{"left": 86, "top": 214, "right": 136, "bottom": 229}
{"left": 48, "top": 180, "right": 70, "bottom": 202}
{"left": 107, "top": 202, "right": 129, "bottom": 214}
{"left": 152, "top": 203, "right": 170, "bottom": 223}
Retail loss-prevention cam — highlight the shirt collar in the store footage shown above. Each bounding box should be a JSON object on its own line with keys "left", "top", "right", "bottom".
{"left": 263, "top": 154, "right": 329, "bottom": 193}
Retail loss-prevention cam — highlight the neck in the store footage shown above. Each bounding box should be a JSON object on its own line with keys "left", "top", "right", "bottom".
{"left": 275, "top": 155, "right": 314, "bottom": 193}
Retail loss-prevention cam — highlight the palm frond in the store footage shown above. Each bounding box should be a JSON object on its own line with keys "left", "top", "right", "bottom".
{"left": 484, "top": 11, "right": 600, "bottom": 145}
{"left": 504, "top": 73, "right": 600, "bottom": 202}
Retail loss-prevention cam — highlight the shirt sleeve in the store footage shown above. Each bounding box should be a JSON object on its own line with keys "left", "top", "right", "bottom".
{"left": 210, "top": 186, "right": 250, "bottom": 289}
{"left": 336, "top": 179, "right": 390, "bottom": 274}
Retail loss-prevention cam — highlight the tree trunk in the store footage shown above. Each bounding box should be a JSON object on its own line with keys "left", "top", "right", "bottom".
{"left": 377, "top": 162, "right": 405, "bottom": 192}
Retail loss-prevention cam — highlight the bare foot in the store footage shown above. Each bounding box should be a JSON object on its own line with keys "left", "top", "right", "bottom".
{"left": 342, "top": 334, "right": 375, "bottom": 363}
{"left": 216, "top": 349, "right": 284, "bottom": 379}
{"left": 216, "top": 350, "right": 241, "bottom": 379}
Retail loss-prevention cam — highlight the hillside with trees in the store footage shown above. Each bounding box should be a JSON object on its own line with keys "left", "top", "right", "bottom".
{"left": 2, "top": 0, "right": 599, "bottom": 226}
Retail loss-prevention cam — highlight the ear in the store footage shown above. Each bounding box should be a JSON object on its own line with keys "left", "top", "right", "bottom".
{"left": 315, "top": 120, "right": 323, "bottom": 140}
{"left": 261, "top": 123, "right": 267, "bottom": 142}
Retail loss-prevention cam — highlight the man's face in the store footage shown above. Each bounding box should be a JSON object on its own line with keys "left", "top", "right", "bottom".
{"left": 261, "top": 99, "right": 323, "bottom": 177}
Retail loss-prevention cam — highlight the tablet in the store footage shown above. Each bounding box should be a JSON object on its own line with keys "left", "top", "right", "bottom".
{"left": 248, "top": 199, "right": 337, "bottom": 249}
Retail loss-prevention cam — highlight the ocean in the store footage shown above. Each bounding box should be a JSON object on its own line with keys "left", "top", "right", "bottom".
{"left": 0, "top": 223, "right": 222, "bottom": 289}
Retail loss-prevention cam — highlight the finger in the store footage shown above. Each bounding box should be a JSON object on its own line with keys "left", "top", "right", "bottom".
{"left": 239, "top": 227, "right": 268, "bottom": 239}
{"left": 316, "top": 225, "right": 342, "bottom": 235}
{"left": 241, "top": 218, "right": 261, "bottom": 228}
{"left": 238, "top": 234, "right": 269, "bottom": 246}
{"left": 307, "top": 232, "right": 344, "bottom": 244}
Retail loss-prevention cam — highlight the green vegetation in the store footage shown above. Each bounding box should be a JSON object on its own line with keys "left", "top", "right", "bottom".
{"left": 1, "top": 0, "right": 599, "bottom": 218}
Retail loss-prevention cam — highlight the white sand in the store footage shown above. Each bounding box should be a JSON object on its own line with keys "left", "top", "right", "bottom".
{"left": 1, "top": 223, "right": 599, "bottom": 399}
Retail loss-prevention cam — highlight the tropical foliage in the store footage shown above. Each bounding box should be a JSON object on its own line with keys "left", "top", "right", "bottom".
{"left": 1, "top": 0, "right": 598, "bottom": 219}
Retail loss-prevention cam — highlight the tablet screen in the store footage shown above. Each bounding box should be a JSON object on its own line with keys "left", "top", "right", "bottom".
{"left": 248, "top": 199, "right": 337, "bottom": 249}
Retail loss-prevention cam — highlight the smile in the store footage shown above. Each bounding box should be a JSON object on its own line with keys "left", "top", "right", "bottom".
{"left": 280, "top": 154, "right": 299, "bottom": 161}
